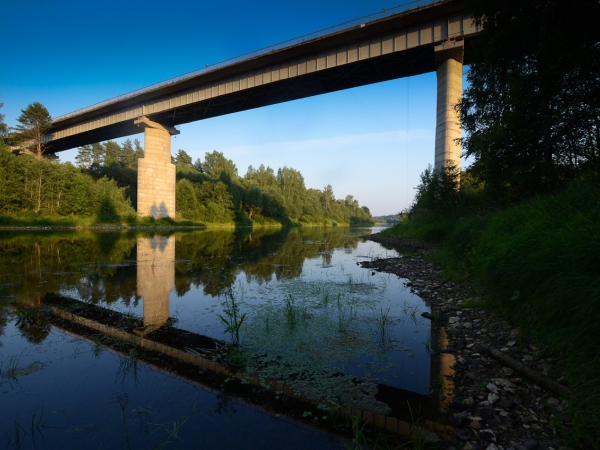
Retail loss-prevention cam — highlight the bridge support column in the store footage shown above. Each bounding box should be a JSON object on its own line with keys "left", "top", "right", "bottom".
{"left": 434, "top": 40, "right": 464, "bottom": 172}
{"left": 135, "top": 117, "right": 179, "bottom": 218}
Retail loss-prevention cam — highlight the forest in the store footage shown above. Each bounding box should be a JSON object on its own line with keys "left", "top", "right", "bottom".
{"left": 0, "top": 128, "right": 374, "bottom": 227}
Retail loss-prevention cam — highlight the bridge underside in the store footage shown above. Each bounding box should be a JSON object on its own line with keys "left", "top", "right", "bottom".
{"left": 44, "top": 45, "right": 438, "bottom": 155}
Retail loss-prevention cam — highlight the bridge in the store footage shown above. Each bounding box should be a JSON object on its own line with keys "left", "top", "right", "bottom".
{"left": 42, "top": 0, "right": 478, "bottom": 218}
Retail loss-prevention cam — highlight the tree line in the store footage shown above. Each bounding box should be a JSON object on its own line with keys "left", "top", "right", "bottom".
{"left": 172, "top": 148, "right": 373, "bottom": 226}
{"left": 0, "top": 106, "right": 373, "bottom": 226}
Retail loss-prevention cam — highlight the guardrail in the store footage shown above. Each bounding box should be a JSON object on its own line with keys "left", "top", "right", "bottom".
{"left": 53, "top": 0, "right": 443, "bottom": 123}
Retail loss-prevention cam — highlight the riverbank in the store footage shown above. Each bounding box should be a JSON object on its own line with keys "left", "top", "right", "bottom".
{"left": 362, "top": 233, "right": 569, "bottom": 450}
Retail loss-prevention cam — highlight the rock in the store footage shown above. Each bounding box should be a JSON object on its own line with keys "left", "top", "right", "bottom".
{"left": 469, "top": 421, "right": 483, "bottom": 430}
{"left": 502, "top": 367, "right": 515, "bottom": 376}
{"left": 522, "top": 439, "right": 539, "bottom": 450}
{"left": 463, "top": 397, "right": 475, "bottom": 406}
{"left": 455, "top": 429, "right": 472, "bottom": 441}
{"left": 488, "top": 393, "right": 500, "bottom": 404}
{"left": 480, "top": 428, "right": 497, "bottom": 442}
{"left": 478, "top": 406, "right": 494, "bottom": 417}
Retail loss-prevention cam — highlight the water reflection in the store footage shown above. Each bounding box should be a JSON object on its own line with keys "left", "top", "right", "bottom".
{"left": 0, "top": 227, "right": 451, "bottom": 445}
{"left": 136, "top": 236, "right": 174, "bottom": 332}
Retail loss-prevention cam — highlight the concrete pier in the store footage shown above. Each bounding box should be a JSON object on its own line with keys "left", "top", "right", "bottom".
{"left": 135, "top": 117, "right": 179, "bottom": 218}
{"left": 434, "top": 40, "right": 464, "bottom": 172}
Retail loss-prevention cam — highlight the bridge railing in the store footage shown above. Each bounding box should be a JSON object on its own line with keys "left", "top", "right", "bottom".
{"left": 53, "top": 0, "right": 444, "bottom": 123}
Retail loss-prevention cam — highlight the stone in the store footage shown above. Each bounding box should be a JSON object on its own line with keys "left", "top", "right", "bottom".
{"left": 522, "top": 439, "right": 539, "bottom": 450}
{"left": 469, "top": 421, "right": 483, "bottom": 430}
{"left": 463, "top": 397, "right": 475, "bottom": 406}
{"left": 488, "top": 393, "right": 500, "bottom": 404}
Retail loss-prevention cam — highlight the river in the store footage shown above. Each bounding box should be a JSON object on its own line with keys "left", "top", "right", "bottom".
{"left": 0, "top": 226, "right": 438, "bottom": 449}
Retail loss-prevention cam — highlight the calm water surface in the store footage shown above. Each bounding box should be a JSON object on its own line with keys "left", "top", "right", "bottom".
{"left": 0, "top": 227, "right": 434, "bottom": 449}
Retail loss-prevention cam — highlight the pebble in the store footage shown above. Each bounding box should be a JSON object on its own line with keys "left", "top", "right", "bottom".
{"left": 360, "top": 235, "right": 569, "bottom": 450}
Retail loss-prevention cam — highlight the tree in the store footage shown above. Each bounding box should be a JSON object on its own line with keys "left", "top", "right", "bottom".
{"left": 175, "top": 149, "right": 196, "bottom": 173}
{"left": 322, "top": 185, "right": 334, "bottom": 210}
{"left": 0, "top": 97, "right": 8, "bottom": 141}
{"left": 15, "top": 102, "right": 52, "bottom": 160}
{"left": 75, "top": 143, "right": 104, "bottom": 168}
{"left": 120, "top": 139, "right": 136, "bottom": 169}
{"left": 201, "top": 151, "right": 238, "bottom": 180}
{"left": 459, "top": 0, "right": 600, "bottom": 196}
{"left": 133, "top": 139, "right": 144, "bottom": 162}
{"left": 103, "top": 141, "right": 121, "bottom": 165}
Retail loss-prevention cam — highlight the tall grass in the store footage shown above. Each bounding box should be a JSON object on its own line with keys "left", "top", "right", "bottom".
{"left": 387, "top": 175, "right": 600, "bottom": 448}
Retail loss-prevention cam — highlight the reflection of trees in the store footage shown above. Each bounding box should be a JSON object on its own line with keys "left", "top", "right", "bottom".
{"left": 0, "top": 228, "right": 366, "bottom": 309}
{"left": 174, "top": 227, "right": 364, "bottom": 296}
{"left": 0, "top": 232, "right": 138, "bottom": 306}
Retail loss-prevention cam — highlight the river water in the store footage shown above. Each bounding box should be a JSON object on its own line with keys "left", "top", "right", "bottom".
{"left": 0, "top": 227, "right": 436, "bottom": 449}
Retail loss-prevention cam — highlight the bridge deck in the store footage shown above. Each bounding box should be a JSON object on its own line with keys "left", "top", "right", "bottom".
{"left": 44, "top": 0, "right": 476, "bottom": 154}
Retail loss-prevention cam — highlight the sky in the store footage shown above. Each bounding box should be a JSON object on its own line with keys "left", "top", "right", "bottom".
{"left": 0, "top": 0, "right": 469, "bottom": 217}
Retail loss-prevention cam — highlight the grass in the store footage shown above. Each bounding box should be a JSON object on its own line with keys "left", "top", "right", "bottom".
{"left": 385, "top": 174, "right": 600, "bottom": 448}
{"left": 372, "top": 306, "right": 392, "bottom": 346}
{"left": 2, "top": 404, "right": 52, "bottom": 450}
{"left": 0, "top": 354, "right": 22, "bottom": 380}
{"left": 218, "top": 288, "right": 247, "bottom": 345}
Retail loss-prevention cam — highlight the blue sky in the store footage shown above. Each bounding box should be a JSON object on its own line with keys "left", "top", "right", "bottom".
{"left": 1, "top": 0, "right": 468, "bottom": 216}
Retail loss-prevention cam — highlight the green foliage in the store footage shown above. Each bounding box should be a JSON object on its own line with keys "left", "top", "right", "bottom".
{"left": 391, "top": 175, "right": 600, "bottom": 447}
{"left": 200, "top": 150, "right": 238, "bottom": 180}
{"left": 407, "top": 164, "right": 461, "bottom": 220}
{"left": 2, "top": 137, "right": 373, "bottom": 226}
{"left": 0, "top": 97, "right": 8, "bottom": 141}
{"left": 14, "top": 102, "right": 52, "bottom": 159}
{"left": 174, "top": 149, "right": 196, "bottom": 173}
{"left": 460, "top": 0, "right": 600, "bottom": 197}
{"left": 0, "top": 151, "right": 135, "bottom": 219}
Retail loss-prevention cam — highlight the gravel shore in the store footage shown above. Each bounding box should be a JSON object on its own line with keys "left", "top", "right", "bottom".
{"left": 360, "top": 233, "right": 570, "bottom": 450}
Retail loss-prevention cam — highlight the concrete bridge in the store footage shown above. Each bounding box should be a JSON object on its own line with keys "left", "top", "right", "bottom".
{"left": 42, "top": 0, "right": 478, "bottom": 218}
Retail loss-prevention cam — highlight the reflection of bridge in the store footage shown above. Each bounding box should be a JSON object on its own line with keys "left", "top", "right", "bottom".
{"left": 41, "top": 234, "right": 453, "bottom": 436}
{"left": 136, "top": 236, "right": 174, "bottom": 332}
{"left": 41, "top": 0, "right": 476, "bottom": 218}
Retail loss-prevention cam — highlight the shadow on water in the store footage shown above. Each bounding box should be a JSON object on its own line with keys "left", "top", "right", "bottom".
{"left": 0, "top": 227, "right": 455, "bottom": 448}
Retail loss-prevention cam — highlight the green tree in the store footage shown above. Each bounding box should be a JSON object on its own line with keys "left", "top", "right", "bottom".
{"left": 75, "top": 143, "right": 104, "bottom": 168}
{"left": 175, "top": 149, "right": 196, "bottom": 173}
{"left": 0, "top": 97, "right": 8, "bottom": 141}
{"left": 15, "top": 102, "right": 52, "bottom": 160}
{"left": 103, "top": 141, "right": 121, "bottom": 165}
{"left": 120, "top": 139, "right": 136, "bottom": 169}
{"left": 459, "top": 0, "right": 600, "bottom": 196}
{"left": 134, "top": 139, "right": 144, "bottom": 161}
{"left": 201, "top": 151, "right": 238, "bottom": 180}
{"left": 277, "top": 167, "right": 306, "bottom": 219}
{"left": 322, "top": 185, "right": 334, "bottom": 210}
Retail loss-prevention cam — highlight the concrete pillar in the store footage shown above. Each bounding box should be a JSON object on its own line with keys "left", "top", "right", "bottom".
{"left": 135, "top": 116, "right": 179, "bottom": 218}
{"left": 434, "top": 40, "right": 464, "bottom": 172}
{"left": 137, "top": 236, "right": 175, "bottom": 332}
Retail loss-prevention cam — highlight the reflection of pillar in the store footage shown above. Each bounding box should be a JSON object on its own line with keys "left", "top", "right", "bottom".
{"left": 434, "top": 40, "right": 464, "bottom": 172}
{"left": 137, "top": 236, "right": 175, "bottom": 332}
{"left": 135, "top": 116, "right": 179, "bottom": 218}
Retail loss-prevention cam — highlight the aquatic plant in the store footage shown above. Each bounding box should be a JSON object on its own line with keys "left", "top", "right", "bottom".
{"left": 2, "top": 403, "right": 52, "bottom": 450}
{"left": 0, "top": 354, "right": 22, "bottom": 381}
{"left": 284, "top": 294, "right": 298, "bottom": 326}
{"left": 218, "top": 288, "right": 246, "bottom": 345}
{"left": 336, "top": 295, "right": 356, "bottom": 333}
{"left": 116, "top": 392, "right": 132, "bottom": 450}
{"left": 373, "top": 306, "right": 392, "bottom": 346}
